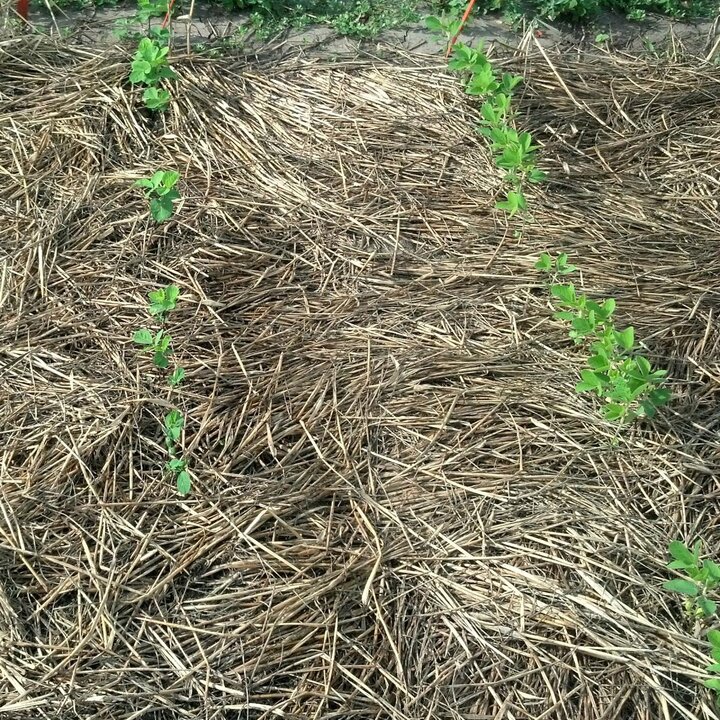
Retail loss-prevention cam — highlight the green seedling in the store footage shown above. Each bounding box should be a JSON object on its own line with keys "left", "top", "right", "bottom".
{"left": 129, "top": 37, "right": 177, "bottom": 112}
{"left": 443, "top": 41, "right": 542, "bottom": 217}
{"left": 130, "top": 37, "right": 177, "bottom": 86}
{"left": 148, "top": 284, "right": 179, "bottom": 320}
{"left": 169, "top": 367, "right": 185, "bottom": 386}
{"left": 134, "top": 171, "right": 181, "bottom": 223}
{"left": 142, "top": 87, "right": 171, "bottom": 111}
{"left": 705, "top": 630, "right": 720, "bottom": 698}
{"left": 163, "top": 409, "right": 184, "bottom": 449}
{"left": 537, "top": 251, "right": 670, "bottom": 422}
{"left": 165, "top": 457, "right": 191, "bottom": 494}
{"left": 425, "top": 13, "right": 462, "bottom": 42}
{"left": 664, "top": 540, "right": 720, "bottom": 619}
{"left": 536, "top": 252, "right": 577, "bottom": 274}
{"left": 133, "top": 328, "right": 173, "bottom": 368}
{"left": 163, "top": 410, "right": 191, "bottom": 494}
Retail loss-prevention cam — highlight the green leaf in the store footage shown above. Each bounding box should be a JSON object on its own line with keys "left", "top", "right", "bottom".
{"left": 697, "top": 596, "right": 717, "bottom": 617}
{"left": 639, "top": 400, "right": 657, "bottom": 418}
{"left": 176, "top": 470, "right": 191, "bottom": 495}
{"left": 648, "top": 387, "right": 670, "bottom": 406}
{"left": 169, "top": 367, "right": 185, "bottom": 386}
{"left": 588, "top": 354, "right": 610, "bottom": 371}
{"left": 704, "top": 678, "right": 720, "bottom": 691}
{"left": 602, "top": 403, "right": 626, "bottom": 421}
{"left": 708, "top": 630, "right": 720, "bottom": 648}
{"left": 705, "top": 663, "right": 720, "bottom": 673}
{"left": 535, "top": 253, "right": 553, "bottom": 272}
{"left": 143, "top": 87, "right": 171, "bottom": 111}
{"left": 166, "top": 457, "right": 186, "bottom": 472}
{"left": 528, "top": 168, "right": 547, "bottom": 184}
{"left": 663, "top": 578, "right": 699, "bottom": 596}
{"left": 425, "top": 15, "right": 444, "bottom": 32}
{"left": 705, "top": 560, "right": 720, "bottom": 583}
{"left": 153, "top": 351, "right": 169, "bottom": 369}
{"left": 133, "top": 328, "right": 153, "bottom": 345}
{"left": 150, "top": 197, "right": 174, "bottom": 223}
{"left": 165, "top": 284, "right": 179, "bottom": 303}
{"left": 668, "top": 540, "right": 696, "bottom": 567}
{"left": 615, "top": 326, "right": 635, "bottom": 351}
{"left": 550, "top": 283, "right": 577, "bottom": 306}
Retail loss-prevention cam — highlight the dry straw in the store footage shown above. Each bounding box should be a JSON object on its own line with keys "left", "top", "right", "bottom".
{"left": 0, "top": 35, "right": 719, "bottom": 720}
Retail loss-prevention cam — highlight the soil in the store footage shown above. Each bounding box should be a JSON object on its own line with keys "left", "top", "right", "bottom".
{"left": 17, "top": 3, "right": 720, "bottom": 59}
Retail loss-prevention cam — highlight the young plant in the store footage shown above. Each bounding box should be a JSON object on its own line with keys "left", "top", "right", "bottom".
{"left": 664, "top": 540, "right": 720, "bottom": 619}
{"left": 537, "top": 251, "right": 670, "bottom": 422}
{"left": 133, "top": 328, "right": 173, "bottom": 369}
{"left": 134, "top": 171, "right": 181, "bottom": 223}
{"left": 132, "top": 285, "right": 185, "bottom": 382}
{"left": 443, "top": 41, "right": 544, "bottom": 216}
{"left": 163, "top": 409, "right": 191, "bottom": 495}
{"left": 148, "top": 284, "right": 179, "bottom": 320}
{"left": 705, "top": 630, "right": 720, "bottom": 698}
{"left": 129, "top": 37, "right": 177, "bottom": 112}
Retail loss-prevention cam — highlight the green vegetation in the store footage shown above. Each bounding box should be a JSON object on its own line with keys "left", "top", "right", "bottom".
{"left": 663, "top": 541, "right": 720, "bottom": 704}
{"left": 425, "top": 26, "right": 545, "bottom": 215}
{"left": 536, "top": 252, "right": 669, "bottom": 422}
{"left": 129, "top": 37, "right": 176, "bottom": 111}
{"left": 51, "top": 0, "right": 720, "bottom": 38}
{"left": 664, "top": 540, "right": 720, "bottom": 619}
{"left": 164, "top": 410, "right": 191, "bottom": 494}
{"left": 133, "top": 285, "right": 190, "bottom": 495}
{"left": 134, "top": 171, "right": 181, "bottom": 222}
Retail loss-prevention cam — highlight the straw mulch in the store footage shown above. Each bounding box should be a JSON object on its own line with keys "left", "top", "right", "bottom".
{"left": 1, "top": 35, "right": 719, "bottom": 720}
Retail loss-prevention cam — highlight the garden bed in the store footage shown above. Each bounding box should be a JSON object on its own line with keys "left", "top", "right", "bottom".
{"left": 1, "top": 37, "right": 720, "bottom": 719}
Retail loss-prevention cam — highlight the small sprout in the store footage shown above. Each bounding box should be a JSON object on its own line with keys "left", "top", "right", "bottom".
{"left": 168, "top": 367, "right": 185, "bottom": 387}
{"left": 135, "top": 170, "right": 181, "bottom": 223}
{"left": 129, "top": 37, "right": 177, "bottom": 86}
{"left": 595, "top": 32, "right": 610, "bottom": 43}
{"left": 133, "top": 328, "right": 172, "bottom": 369}
{"left": 148, "top": 284, "right": 180, "bottom": 320}
{"left": 143, "top": 87, "right": 171, "bottom": 111}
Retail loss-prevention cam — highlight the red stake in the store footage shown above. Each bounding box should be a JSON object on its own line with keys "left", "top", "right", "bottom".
{"left": 17, "top": 0, "right": 29, "bottom": 22}
{"left": 161, "top": 0, "right": 176, "bottom": 29}
{"left": 445, "top": 0, "right": 477, "bottom": 58}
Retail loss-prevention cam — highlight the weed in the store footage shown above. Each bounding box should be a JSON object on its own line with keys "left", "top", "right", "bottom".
{"left": 134, "top": 170, "right": 181, "bottom": 223}
{"left": 536, "top": 251, "right": 670, "bottom": 422}
{"left": 129, "top": 37, "right": 177, "bottom": 112}
{"left": 594, "top": 31, "right": 610, "bottom": 42}
{"left": 664, "top": 540, "right": 720, "bottom": 618}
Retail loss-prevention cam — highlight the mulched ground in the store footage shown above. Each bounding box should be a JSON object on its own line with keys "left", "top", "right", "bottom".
{"left": 1, "top": 36, "right": 719, "bottom": 720}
